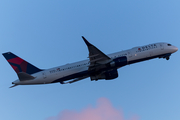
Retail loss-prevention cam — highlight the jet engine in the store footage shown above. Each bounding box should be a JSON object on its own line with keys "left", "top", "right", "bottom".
{"left": 109, "top": 56, "right": 127, "bottom": 68}
{"left": 90, "top": 56, "right": 127, "bottom": 81}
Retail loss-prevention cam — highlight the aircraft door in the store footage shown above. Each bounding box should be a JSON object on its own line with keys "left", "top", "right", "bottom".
{"left": 160, "top": 44, "right": 164, "bottom": 50}
{"left": 42, "top": 72, "right": 46, "bottom": 79}
{"left": 128, "top": 51, "right": 132, "bottom": 58}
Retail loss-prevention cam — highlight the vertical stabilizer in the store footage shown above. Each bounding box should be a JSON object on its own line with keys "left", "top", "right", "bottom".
{"left": 2, "top": 52, "right": 42, "bottom": 75}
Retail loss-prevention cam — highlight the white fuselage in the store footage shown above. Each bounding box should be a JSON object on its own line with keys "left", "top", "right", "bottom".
{"left": 13, "top": 42, "right": 178, "bottom": 85}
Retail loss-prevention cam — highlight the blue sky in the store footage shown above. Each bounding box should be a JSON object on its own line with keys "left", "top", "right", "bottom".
{"left": 1, "top": 0, "right": 180, "bottom": 120}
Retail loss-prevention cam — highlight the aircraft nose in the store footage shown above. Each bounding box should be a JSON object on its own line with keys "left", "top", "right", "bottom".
{"left": 172, "top": 46, "right": 178, "bottom": 53}
{"left": 174, "top": 46, "right": 178, "bottom": 52}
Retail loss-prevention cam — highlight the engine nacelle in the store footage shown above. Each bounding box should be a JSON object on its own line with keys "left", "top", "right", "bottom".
{"left": 90, "top": 69, "right": 118, "bottom": 81}
{"left": 90, "top": 56, "right": 127, "bottom": 81}
{"left": 109, "top": 56, "right": 127, "bottom": 68}
{"left": 104, "top": 69, "right": 118, "bottom": 80}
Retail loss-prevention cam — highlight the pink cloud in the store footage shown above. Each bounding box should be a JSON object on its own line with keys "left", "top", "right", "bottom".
{"left": 46, "top": 98, "right": 139, "bottom": 120}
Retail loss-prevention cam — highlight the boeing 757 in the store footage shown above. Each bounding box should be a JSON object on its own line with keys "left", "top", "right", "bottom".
{"left": 2, "top": 36, "right": 178, "bottom": 88}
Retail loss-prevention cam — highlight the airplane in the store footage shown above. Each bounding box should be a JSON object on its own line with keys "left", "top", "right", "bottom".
{"left": 2, "top": 36, "right": 178, "bottom": 88}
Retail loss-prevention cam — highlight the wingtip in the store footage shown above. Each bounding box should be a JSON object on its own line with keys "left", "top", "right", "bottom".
{"left": 81, "top": 36, "right": 85, "bottom": 39}
{"left": 82, "top": 36, "right": 92, "bottom": 46}
{"left": 81, "top": 36, "right": 86, "bottom": 41}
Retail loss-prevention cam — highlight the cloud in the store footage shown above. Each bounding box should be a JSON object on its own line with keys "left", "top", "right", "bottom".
{"left": 45, "top": 98, "right": 139, "bottom": 120}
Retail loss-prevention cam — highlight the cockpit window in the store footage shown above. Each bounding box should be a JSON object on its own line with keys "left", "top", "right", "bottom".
{"left": 167, "top": 44, "right": 172, "bottom": 46}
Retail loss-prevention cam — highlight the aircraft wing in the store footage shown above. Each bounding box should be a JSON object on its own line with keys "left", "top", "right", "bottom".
{"left": 60, "top": 76, "right": 89, "bottom": 84}
{"left": 82, "top": 36, "right": 111, "bottom": 71}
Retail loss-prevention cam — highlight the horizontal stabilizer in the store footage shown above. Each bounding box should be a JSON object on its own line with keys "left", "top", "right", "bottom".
{"left": 9, "top": 84, "right": 18, "bottom": 88}
{"left": 17, "top": 72, "right": 35, "bottom": 81}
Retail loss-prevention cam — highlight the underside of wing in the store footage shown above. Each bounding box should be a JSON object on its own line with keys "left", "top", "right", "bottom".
{"left": 60, "top": 76, "right": 89, "bottom": 84}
